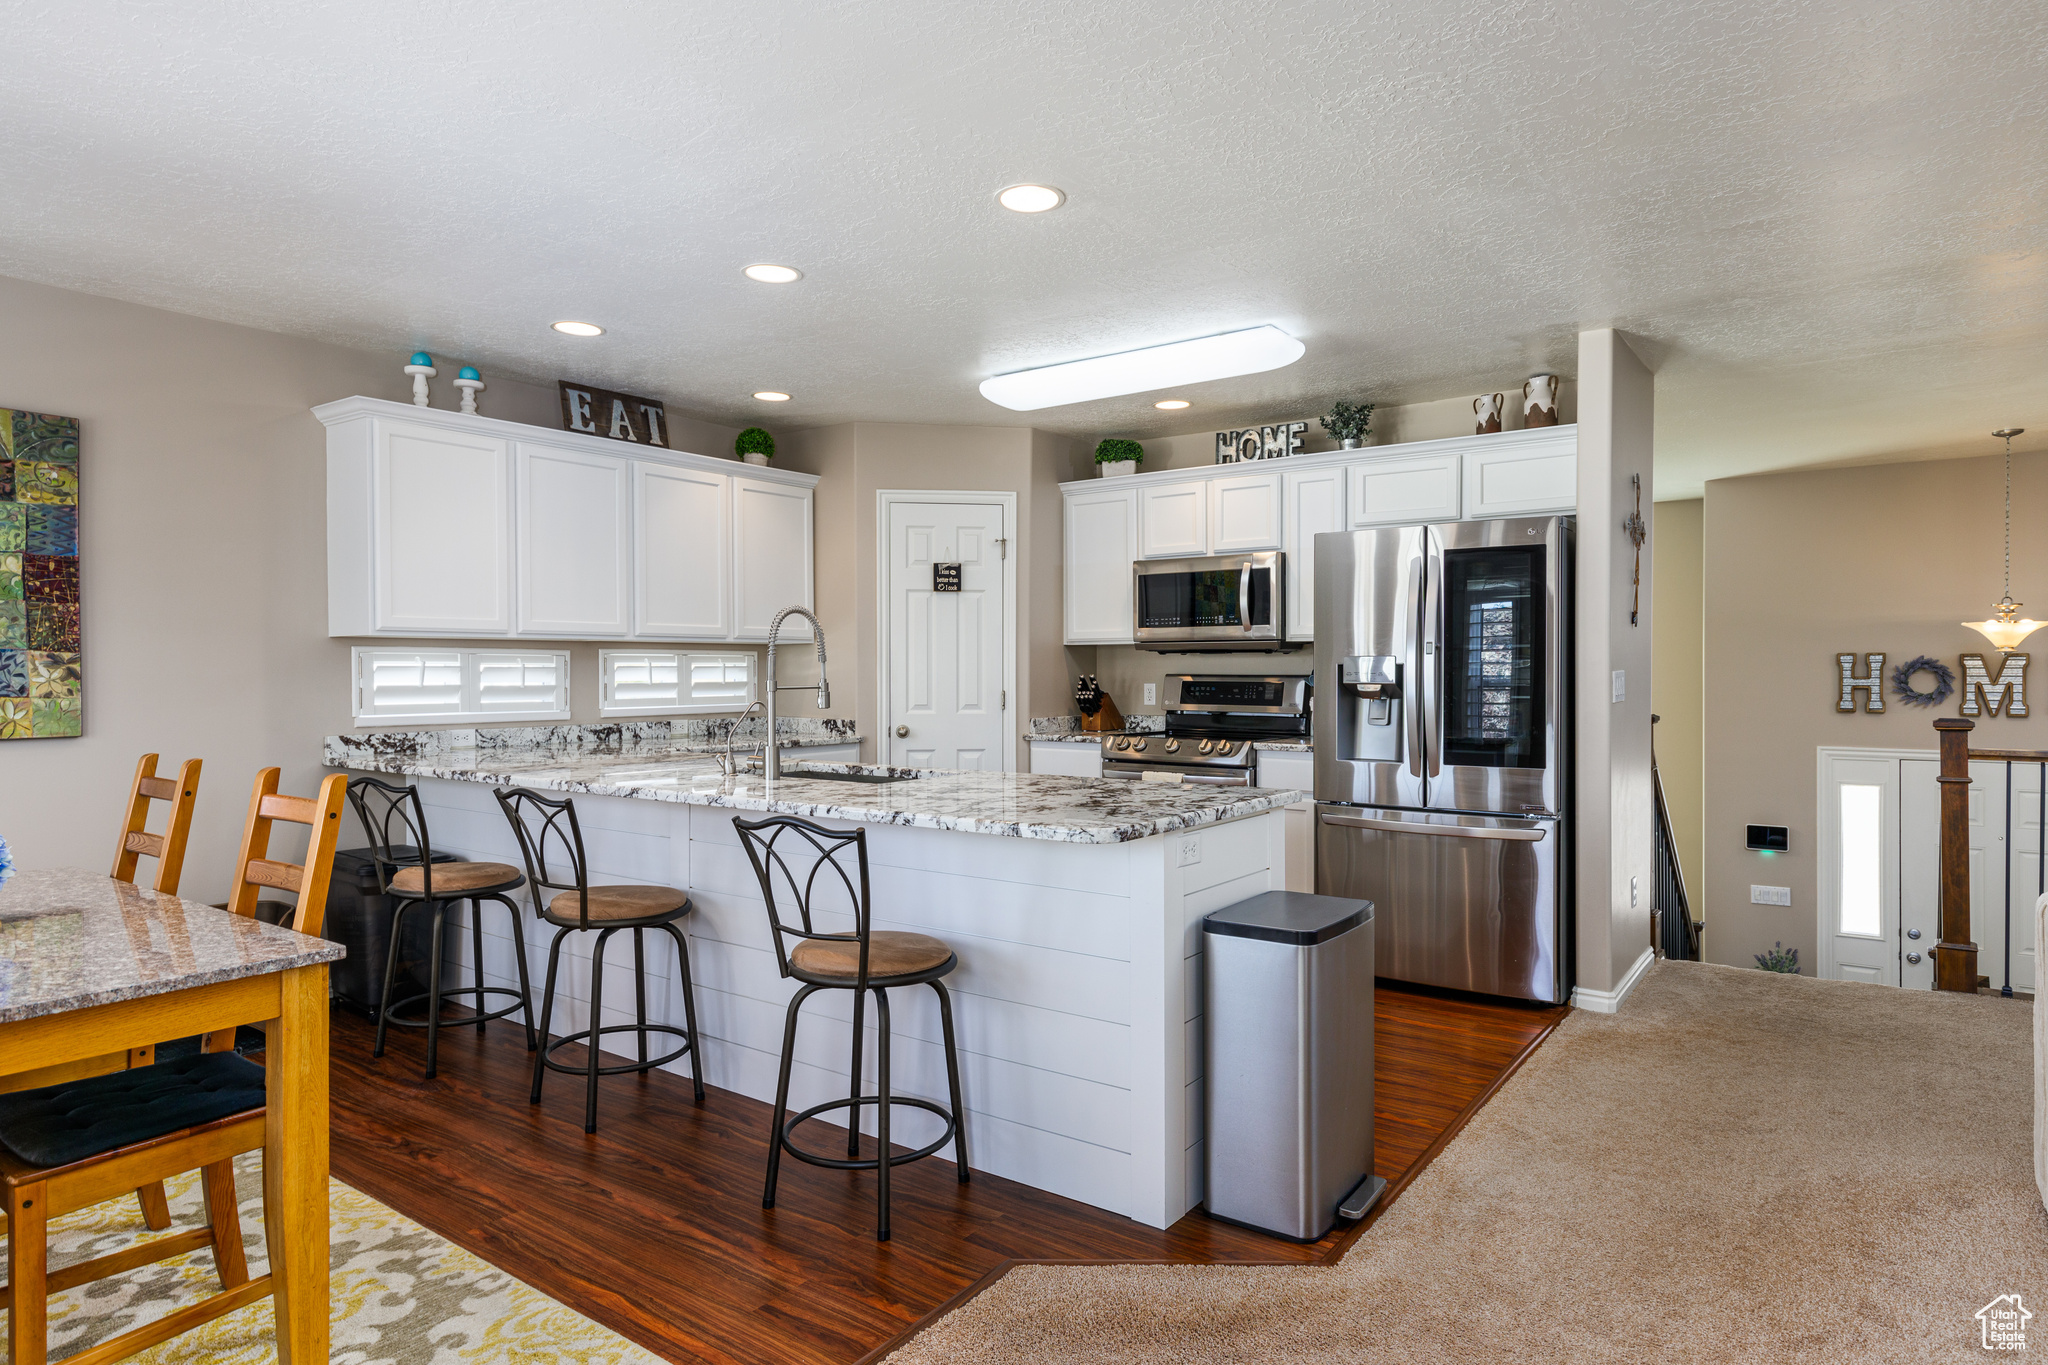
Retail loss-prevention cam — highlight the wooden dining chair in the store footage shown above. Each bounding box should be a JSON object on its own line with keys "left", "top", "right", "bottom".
{"left": 0, "top": 767, "right": 347, "bottom": 1365}
{"left": 109, "top": 754, "right": 203, "bottom": 896}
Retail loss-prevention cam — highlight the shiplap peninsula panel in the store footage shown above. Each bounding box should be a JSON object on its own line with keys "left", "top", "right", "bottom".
{"left": 320, "top": 396, "right": 816, "bottom": 641}
{"left": 375, "top": 772, "right": 1286, "bottom": 1228}
{"left": 1060, "top": 425, "right": 1576, "bottom": 644}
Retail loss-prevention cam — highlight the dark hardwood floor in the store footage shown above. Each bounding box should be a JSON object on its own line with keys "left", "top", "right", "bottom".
{"left": 327, "top": 981, "right": 1567, "bottom": 1365}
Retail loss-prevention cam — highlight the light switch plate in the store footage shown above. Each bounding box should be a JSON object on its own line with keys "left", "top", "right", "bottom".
{"left": 1612, "top": 670, "right": 1626, "bottom": 703}
{"left": 1178, "top": 835, "right": 1202, "bottom": 867}
{"left": 1144, "top": 683, "right": 1158, "bottom": 705}
{"left": 1751, "top": 885, "right": 1792, "bottom": 906}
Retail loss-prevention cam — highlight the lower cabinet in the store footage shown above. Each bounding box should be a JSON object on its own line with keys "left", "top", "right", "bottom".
{"left": 1255, "top": 749, "right": 1314, "bottom": 792}
{"left": 1029, "top": 741, "right": 1104, "bottom": 778}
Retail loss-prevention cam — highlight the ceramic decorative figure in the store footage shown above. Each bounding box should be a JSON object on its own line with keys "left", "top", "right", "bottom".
{"left": 453, "top": 365, "right": 485, "bottom": 415}
{"left": 735, "top": 426, "right": 774, "bottom": 466}
{"left": 1473, "top": 392, "right": 1505, "bottom": 435}
{"left": 404, "top": 352, "right": 436, "bottom": 407}
{"left": 1523, "top": 374, "right": 1560, "bottom": 428}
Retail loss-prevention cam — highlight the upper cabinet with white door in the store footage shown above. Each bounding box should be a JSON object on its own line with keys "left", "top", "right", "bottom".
{"left": 1062, "top": 426, "right": 1576, "bottom": 644}
{"left": 318, "top": 396, "right": 816, "bottom": 641}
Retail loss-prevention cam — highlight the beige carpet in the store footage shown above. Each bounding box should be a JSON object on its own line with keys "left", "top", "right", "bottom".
{"left": 3, "top": 1151, "right": 664, "bottom": 1363}
{"left": 887, "top": 961, "right": 2048, "bottom": 1364}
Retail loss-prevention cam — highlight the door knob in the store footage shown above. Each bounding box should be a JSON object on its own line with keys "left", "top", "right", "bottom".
{"left": 1906, "top": 952, "right": 1922, "bottom": 965}
{"left": 1905, "top": 928, "right": 1921, "bottom": 939}
{"left": 895, "top": 725, "right": 909, "bottom": 738}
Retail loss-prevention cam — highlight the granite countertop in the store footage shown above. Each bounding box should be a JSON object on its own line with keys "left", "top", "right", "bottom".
{"left": 1028, "top": 718, "right": 1311, "bottom": 752}
{"left": 0, "top": 869, "right": 345, "bottom": 1023}
{"left": 325, "top": 738, "right": 1307, "bottom": 845}
{"left": 329, "top": 717, "right": 859, "bottom": 768}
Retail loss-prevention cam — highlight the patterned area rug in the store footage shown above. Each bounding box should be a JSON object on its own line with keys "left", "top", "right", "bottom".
{"left": 2, "top": 1154, "right": 664, "bottom": 1363}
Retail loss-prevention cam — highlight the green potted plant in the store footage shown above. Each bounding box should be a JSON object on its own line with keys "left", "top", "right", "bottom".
{"left": 1095, "top": 438, "right": 1144, "bottom": 478}
{"left": 1320, "top": 401, "right": 1374, "bottom": 450}
{"left": 736, "top": 427, "right": 775, "bottom": 466}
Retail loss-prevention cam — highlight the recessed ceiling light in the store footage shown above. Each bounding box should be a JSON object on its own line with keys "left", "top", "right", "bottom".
{"left": 1155, "top": 399, "right": 1191, "bottom": 410}
{"left": 753, "top": 391, "right": 791, "bottom": 402}
{"left": 997, "top": 184, "right": 1066, "bottom": 213}
{"left": 979, "top": 326, "right": 1305, "bottom": 411}
{"left": 551, "top": 320, "right": 604, "bottom": 337}
{"left": 744, "top": 264, "right": 803, "bottom": 284}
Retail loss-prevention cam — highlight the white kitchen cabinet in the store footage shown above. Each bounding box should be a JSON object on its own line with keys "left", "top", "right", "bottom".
{"left": 365, "top": 417, "right": 513, "bottom": 635}
{"left": 1463, "top": 442, "right": 1578, "bottom": 519}
{"left": 1208, "top": 472, "right": 1284, "bottom": 552}
{"left": 1348, "top": 454, "right": 1462, "bottom": 527}
{"left": 1064, "top": 486, "right": 1139, "bottom": 644}
{"left": 320, "top": 396, "right": 817, "bottom": 643}
{"left": 1030, "top": 741, "right": 1105, "bottom": 778}
{"left": 634, "top": 462, "right": 731, "bottom": 639}
{"left": 1256, "top": 748, "right": 1315, "bottom": 793}
{"left": 1138, "top": 481, "right": 1208, "bottom": 559}
{"left": 515, "top": 442, "right": 631, "bottom": 637}
{"left": 732, "top": 474, "right": 815, "bottom": 638}
{"left": 1283, "top": 465, "right": 1345, "bottom": 640}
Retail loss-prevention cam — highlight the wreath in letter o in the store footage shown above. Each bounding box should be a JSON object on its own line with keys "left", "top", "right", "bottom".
{"left": 1890, "top": 655, "right": 1955, "bottom": 708}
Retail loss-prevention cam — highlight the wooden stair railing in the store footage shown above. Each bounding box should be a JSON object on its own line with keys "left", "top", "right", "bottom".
{"left": 1933, "top": 717, "right": 2048, "bottom": 992}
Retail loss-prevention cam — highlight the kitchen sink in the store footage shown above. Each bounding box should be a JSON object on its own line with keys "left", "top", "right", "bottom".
{"left": 783, "top": 769, "right": 910, "bottom": 784}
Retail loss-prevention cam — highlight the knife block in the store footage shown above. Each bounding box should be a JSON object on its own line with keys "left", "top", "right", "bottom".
{"left": 1079, "top": 692, "right": 1125, "bottom": 732}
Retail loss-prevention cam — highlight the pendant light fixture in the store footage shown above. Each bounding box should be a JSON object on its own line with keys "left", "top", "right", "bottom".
{"left": 1963, "top": 428, "right": 2040, "bottom": 653}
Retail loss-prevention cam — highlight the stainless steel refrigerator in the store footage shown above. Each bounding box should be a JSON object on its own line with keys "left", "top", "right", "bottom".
{"left": 1312, "top": 517, "right": 1573, "bottom": 1004}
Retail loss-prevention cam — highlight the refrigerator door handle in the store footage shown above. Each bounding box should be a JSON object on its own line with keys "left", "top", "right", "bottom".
{"left": 1319, "top": 812, "right": 1547, "bottom": 842}
{"left": 1418, "top": 535, "right": 1441, "bottom": 785}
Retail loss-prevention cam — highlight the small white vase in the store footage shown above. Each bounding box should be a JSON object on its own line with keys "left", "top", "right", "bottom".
{"left": 1099, "top": 460, "right": 1137, "bottom": 478}
{"left": 743, "top": 452, "right": 769, "bottom": 466}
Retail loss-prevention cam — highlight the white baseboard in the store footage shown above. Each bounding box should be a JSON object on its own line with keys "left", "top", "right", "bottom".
{"left": 1571, "top": 945, "right": 1655, "bottom": 1014}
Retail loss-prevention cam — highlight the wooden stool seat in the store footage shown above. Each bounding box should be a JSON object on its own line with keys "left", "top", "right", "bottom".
{"left": 791, "top": 931, "right": 956, "bottom": 984}
{"left": 390, "top": 860, "right": 522, "bottom": 896}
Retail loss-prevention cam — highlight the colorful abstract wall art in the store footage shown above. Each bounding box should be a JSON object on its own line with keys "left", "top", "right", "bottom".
{"left": 0, "top": 408, "right": 81, "bottom": 738}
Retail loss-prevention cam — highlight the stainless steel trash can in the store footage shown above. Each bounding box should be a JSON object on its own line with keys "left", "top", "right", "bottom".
{"left": 1203, "top": 890, "right": 1384, "bottom": 1240}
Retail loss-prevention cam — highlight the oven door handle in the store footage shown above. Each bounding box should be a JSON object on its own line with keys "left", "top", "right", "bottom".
{"left": 1103, "top": 765, "right": 1254, "bottom": 787}
{"left": 1240, "top": 562, "right": 1252, "bottom": 632}
{"left": 1318, "top": 812, "right": 1547, "bottom": 841}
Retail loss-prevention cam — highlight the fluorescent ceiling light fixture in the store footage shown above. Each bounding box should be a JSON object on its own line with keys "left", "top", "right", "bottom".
{"left": 551, "top": 320, "right": 604, "bottom": 337}
{"left": 753, "top": 391, "right": 791, "bottom": 402}
{"left": 1154, "top": 399, "right": 1191, "bottom": 410}
{"left": 997, "top": 184, "right": 1065, "bottom": 213}
{"left": 979, "top": 326, "right": 1304, "bottom": 411}
{"left": 744, "top": 264, "right": 803, "bottom": 283}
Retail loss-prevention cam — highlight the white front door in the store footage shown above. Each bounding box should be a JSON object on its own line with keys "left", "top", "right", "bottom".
{"left": 884, "top": 499, "right": 1008, "bottom": 770}
{"left": 1822, "top": 749, "right": 2039, "bottom": 992}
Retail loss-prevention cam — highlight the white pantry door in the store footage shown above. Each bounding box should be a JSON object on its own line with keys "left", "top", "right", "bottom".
{"left": 885, "top": 500, "right": 1008, "bottom": 770}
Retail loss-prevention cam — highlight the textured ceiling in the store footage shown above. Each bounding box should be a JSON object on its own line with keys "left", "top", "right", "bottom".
{"left": 1, "top": 0, "right": 2043, "bottom": 496}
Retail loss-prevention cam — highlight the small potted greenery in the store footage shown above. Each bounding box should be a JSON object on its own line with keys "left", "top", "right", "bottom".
{"left": 736, "top": 427, "right": 775, "bottom": 466}
{"left": 1095, "top": 438, "right": 1143, "bottom": 478}
{"left": 1320, "top": 401, "right": 1374, "bottom": 449}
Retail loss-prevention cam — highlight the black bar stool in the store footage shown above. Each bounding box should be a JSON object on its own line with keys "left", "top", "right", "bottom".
{"left": 346, "top": 776, "right": 536, "bottom": 1079}
{"left": 733, "top": 814, "right": 969, "bottom": 1242}
{"left": 496, "top": 786, "right": 705, "bottom": 1133}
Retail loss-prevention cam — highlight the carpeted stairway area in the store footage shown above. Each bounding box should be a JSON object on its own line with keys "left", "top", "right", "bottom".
{"left": 886, "top": 961, "right": 2048, "bottom": 1364}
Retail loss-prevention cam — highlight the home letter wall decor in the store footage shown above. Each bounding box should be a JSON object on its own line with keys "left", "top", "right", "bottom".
{"left": 1959, "top": 653, "right": 2029, "bottom": 718}
{"left": 1837, "top": 653, "right": 1885, "bottom": 713}
{"left": 0, "top": 408, "right": 82, "bottom": 738}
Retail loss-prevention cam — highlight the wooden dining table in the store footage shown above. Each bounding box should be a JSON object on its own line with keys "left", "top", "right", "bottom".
{"left": 0, "top": 868, "right": 343, "bottom": 1363}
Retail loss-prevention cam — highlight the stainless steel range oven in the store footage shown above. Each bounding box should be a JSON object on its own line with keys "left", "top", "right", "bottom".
{"left": 1133, "top": 552, "right": 1292, "bottom": 652}
{"left": 1100, "top": 674, "right": 1310, "bottom": 786}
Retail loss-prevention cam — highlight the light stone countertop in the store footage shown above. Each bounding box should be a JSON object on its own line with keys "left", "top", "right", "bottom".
{"left": 0, "top": 869, "right": 345, "bottom": 1023}
{"left": 325, "top": 738, "right": 1308, "bottom": 845}
{"left": 1028, "top": 719, "right": 1311, "bottom": 753}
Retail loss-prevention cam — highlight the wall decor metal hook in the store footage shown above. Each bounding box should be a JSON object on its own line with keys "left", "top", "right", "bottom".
{"left": 1622, "top": 473, "right": 1648, "bottom": 626}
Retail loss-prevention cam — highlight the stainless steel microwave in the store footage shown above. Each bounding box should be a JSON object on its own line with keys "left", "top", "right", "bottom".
{"left": 1132, "top": 551, "right": 1294, "bottom": 651}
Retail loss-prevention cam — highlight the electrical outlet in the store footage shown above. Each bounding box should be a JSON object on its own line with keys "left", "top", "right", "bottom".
{"left": 1144, "top": 683, "right": 1158, "bottom": 705}
{"left": 1611, "top": 670, "right": 1626, "bottom": 703}
{"left": 1178, "top": 835, "right": 1202, "bottom": 867}
{"left": 1750, "top": 885, "right": 1792, "bottom": 906}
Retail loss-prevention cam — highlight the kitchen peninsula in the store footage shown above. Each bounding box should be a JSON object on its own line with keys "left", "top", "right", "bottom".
{"left": 326, "top": 724, "right": 1307, "bottom": 1228}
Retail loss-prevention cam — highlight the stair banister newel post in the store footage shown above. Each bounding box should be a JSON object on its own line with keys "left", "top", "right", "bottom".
{"left": 1933, "top": 718, "right": 1980, "bottom": 992}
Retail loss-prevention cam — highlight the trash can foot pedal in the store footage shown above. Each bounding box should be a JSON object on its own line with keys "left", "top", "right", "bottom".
{"left": 1338, "top": 1174, "right": 1387, "bottom": 1221}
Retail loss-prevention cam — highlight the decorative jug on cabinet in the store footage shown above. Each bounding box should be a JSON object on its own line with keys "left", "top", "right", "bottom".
{"left": 1473, "top": 392, "right": 1504, "bottom": 435}
{"left": 1523, "top": 374, "right": 1560, "bottom": 428}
